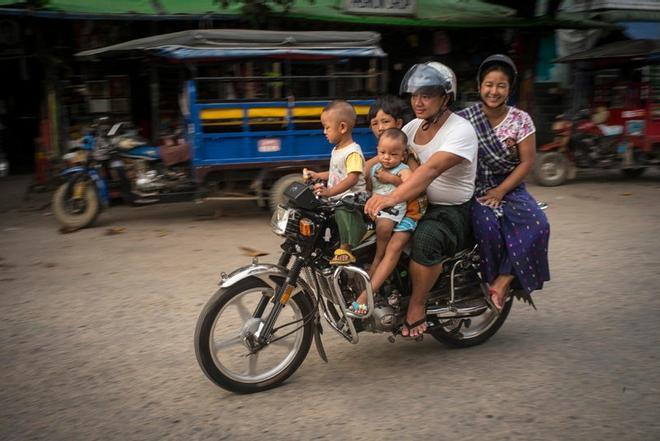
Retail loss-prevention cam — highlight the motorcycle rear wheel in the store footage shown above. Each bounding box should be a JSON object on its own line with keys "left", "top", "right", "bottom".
{"left": 430, "top": 295, "right": 512, "bottom": 348}
{"left": 194, "top": 278, "right": 314, "bottom": 394}
{"left": 52, "top": 181, "right": 101, "bottom": 229}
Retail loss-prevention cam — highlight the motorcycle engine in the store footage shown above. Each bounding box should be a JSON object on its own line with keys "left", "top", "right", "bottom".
{"left": 136, "top": 169, "right": 165, "bottom": 193}
{"left": 369, "top": 305, "right": 396, "bottom": 332}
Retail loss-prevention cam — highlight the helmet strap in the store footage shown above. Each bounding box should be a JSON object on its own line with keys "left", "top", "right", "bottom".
{"left": 421, "top": 96, "right": 450, "bottom": 131}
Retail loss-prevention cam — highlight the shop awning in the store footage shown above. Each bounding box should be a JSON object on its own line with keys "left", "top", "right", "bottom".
{"left": 554, "top": 39, "right": 660, "bottom": 63}
{"left": 75, "top": 29, "right": 386, "bottom": 60}
{"left": 0, "top": 0, "right": 616, "bottom": 29}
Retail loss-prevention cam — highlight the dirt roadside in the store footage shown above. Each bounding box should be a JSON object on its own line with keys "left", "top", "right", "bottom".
{"left": 1, "top": 171, "right": 660, "bottom": 441}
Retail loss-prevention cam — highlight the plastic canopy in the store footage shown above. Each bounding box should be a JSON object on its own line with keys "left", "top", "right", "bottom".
{"left": 75, "top": 29, "right": 386, "bottom": 60}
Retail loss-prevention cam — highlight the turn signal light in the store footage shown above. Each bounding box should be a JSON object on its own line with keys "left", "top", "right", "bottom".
{"left": 299, "top": 218, "right": 314, "bottom": 237}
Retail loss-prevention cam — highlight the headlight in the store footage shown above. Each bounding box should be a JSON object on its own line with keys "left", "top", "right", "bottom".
{"left": 0, "top": 158, "right": 8, "bottom": 177}
{"left": 62, "top": 150, "right": 88, "bottom": 166}
{"left": 271, "top": 205, "right": 292, "bottom": 236}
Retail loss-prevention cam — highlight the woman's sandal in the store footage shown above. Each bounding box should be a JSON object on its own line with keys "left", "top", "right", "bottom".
{"left": 329, "top": 249, "right": 356, "bottom": 265}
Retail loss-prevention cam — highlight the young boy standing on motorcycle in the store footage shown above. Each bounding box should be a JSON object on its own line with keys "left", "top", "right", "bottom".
{"left": 304, "top": 100, "right": 367, "bottom": 265}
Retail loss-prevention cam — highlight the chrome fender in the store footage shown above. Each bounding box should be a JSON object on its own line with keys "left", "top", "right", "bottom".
{"left": 219, "top": 263, "right": 313, "bottom": 298}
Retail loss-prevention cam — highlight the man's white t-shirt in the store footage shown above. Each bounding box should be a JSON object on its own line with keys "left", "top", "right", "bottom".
{"left": 402, "top": 113, "right": 478, "bottom": 205}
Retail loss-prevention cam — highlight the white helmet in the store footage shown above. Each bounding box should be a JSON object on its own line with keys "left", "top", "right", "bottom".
{"left": 399, "top": 61, "right": 457, "bottom": 105}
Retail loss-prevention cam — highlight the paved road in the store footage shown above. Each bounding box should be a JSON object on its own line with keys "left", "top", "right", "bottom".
{"left": 1, "top": 171, "right": 659, "bottom": 441}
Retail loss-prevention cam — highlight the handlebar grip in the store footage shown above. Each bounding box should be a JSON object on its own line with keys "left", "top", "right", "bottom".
{"left": 379, "top": 206, "right": 399, "bottom": 216}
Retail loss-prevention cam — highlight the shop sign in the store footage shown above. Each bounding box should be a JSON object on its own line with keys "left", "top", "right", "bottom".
{"left": 622, "top": 109, "right": 645, "bottom": 119}
{"left": 571, "top": 1, "right": 660, "bottom": 11}
{"left": 343, "top": 0, "right": 416, "bottom": 16}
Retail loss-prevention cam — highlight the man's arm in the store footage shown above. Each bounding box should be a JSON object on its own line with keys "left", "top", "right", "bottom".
{"left": 365, "top": 151, "right": 464, "bottom": 217}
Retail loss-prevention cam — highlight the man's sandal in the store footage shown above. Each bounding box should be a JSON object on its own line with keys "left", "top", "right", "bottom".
{"left": 401, "top": 317, "right": 427, "bottom": 336}
{"left": 329, "top": 249, "right": 356, "bottom": 265}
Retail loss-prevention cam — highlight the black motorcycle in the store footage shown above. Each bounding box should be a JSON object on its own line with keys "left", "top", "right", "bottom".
{"left": 194, "top": 182, "right": 513, "bottom": 393}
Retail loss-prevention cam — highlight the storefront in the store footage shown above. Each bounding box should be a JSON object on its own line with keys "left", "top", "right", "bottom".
{"left": 0, "top": 0, "right": 612, "bottom": 174}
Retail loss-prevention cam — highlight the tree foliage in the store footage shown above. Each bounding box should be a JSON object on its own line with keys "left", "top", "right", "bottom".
{"left": 214, "top": 0, "right": 308, "bottom": 26}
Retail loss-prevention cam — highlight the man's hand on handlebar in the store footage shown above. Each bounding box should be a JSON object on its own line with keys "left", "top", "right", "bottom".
{"left": 364, "top": 194, "right": 397, "bottom": 220}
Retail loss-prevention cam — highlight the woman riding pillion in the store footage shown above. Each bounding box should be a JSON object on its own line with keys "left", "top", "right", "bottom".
{"left": 365, "top": 62, "right": 479, "bottom": 338}
{"left": 457, "top": 54, "right": 550, "bottom": 309}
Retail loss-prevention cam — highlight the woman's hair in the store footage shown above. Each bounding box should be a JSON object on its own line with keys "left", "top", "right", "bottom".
{"left": 368, "top": 95, "right": 413, "bottom": 123}
{"left": 479, "top": 64, "right": 515, "bottom": 88}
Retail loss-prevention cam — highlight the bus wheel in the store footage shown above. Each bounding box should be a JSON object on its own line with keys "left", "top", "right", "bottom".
{"left": 269, "top": 173, "right": 304, "bottom": 212}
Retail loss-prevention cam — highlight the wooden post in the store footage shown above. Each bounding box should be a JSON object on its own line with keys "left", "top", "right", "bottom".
{"left": 150, "top": 65, "right": 160, "bottom": 144}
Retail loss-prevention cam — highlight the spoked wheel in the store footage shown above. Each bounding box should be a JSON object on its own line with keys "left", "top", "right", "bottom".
{"left": 194, "top": 278, "right": 314, "bottom": 394}
{"left": 534, "top": 151, "right": 569, "bottom": 187}
{"left": 52, "top": 180, "right": 101, "bottom": 229}
{"left": 430, "top": 287, "right": 512, "bottom": 348}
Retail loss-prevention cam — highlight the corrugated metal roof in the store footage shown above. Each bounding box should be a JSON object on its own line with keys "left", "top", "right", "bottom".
{"left": 554, "top": 38, "right": 660, "bottom": 63}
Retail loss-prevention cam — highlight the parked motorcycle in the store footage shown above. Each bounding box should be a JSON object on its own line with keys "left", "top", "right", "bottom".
{"left": 194, "top": 182, "right": 524, "bottom": 394}
{"left": 53, "top": 117, "right": 196, "bottom": 229}
{"left": 534, "top": 110, "right": 648, "bottom": 186}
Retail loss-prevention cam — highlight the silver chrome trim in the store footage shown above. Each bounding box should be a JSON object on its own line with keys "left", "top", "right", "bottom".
{"left": 426, "top": 302, "right": 488, "bottom": 318}
{"left": 219, "top": 263, "right": 312, "bottom": 300}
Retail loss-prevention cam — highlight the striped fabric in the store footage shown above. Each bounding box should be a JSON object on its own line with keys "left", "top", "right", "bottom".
{"left": 456, "top": 104, "right": 518, "bottom": 197}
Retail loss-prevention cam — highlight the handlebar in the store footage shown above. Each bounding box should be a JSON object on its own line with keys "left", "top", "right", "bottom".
{"left": 323, "top": 191, "right": 399, "bottom": 217}
{"left": 298, "top": 178, "right": 399, "bottom": 217}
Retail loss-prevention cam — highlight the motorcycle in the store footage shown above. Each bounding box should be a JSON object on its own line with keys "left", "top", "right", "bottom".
{"left": 534, "top": 109, "right": 648, "bottom": 186}
{"left": 194, "top": 181, "right": 524, "bottom": 394}
{"left": 53, "top": 117, "right": 196, "bottom": 229}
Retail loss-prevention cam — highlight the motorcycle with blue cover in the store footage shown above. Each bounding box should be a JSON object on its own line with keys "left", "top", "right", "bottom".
{"left": 194, "top": 181, "right": 521, "bottom": 394}
{"left": 53, "top": 117, "right": 195, "bottom": 230}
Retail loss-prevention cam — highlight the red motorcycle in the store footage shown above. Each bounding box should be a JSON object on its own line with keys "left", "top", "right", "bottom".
{"left": 534, "top": 108, "right": 653, "bottom": 186}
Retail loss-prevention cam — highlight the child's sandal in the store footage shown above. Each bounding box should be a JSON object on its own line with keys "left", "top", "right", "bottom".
{"left": 350, "top": 301, "right": 368, "bottom": 315}
{"left": 329, "top": 249, "right": 356, "bottom": 265}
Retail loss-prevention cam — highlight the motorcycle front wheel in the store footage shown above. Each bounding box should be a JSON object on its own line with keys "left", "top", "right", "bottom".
{"left": 194, "top": 278, "right": 314, "bottom": 394}
{"left": 52, "top": 180, "right": 101, "bottom": 229}
{"left": 430, "top": 295, "right": 512, "bottom": 348}
{"left": 534, "top": 151, "right": 569, "bottom": 187}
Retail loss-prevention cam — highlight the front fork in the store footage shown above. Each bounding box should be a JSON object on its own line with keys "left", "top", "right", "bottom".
{"left": 257, "top": 256, "right": 304, "bottom": 345}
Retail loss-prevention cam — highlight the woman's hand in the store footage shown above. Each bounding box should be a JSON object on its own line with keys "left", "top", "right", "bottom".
{"left": 364, "top": 194, "right": 396, "bottom": 219}
{"left": 477, "top": 188, "right": 506, "bottom": 208}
